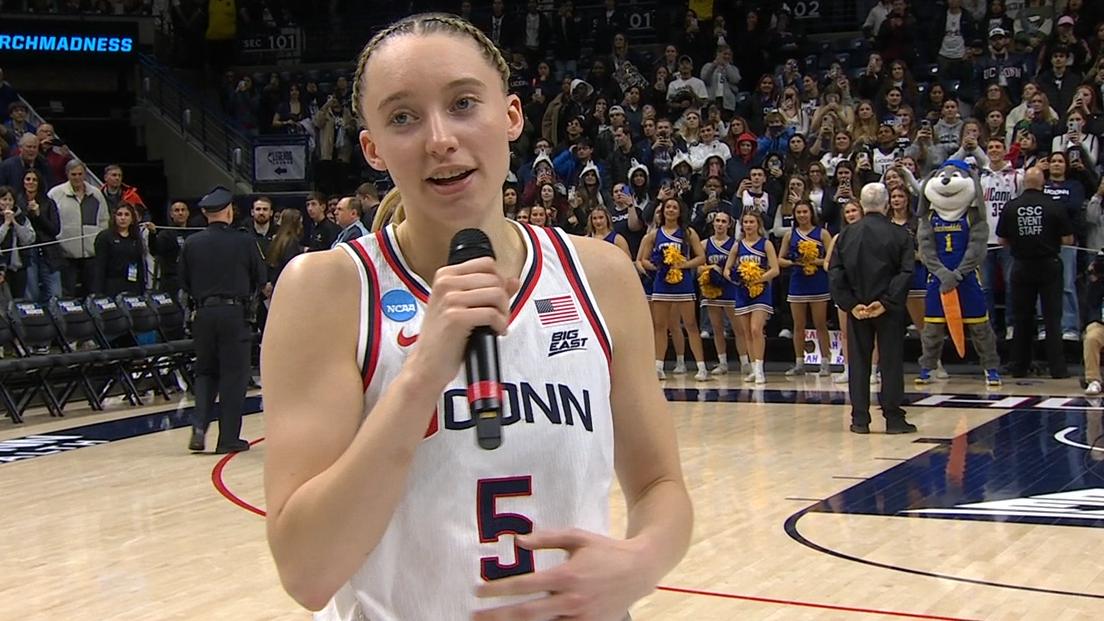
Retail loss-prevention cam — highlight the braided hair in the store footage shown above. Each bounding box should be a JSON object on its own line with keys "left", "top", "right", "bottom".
{"left": 352, "top": 13, "right": 512, "bottom": 230}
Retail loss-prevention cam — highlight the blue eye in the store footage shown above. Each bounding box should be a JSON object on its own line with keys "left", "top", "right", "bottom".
{"left": 390, "top": 112, "right": 412, "bottom": 126}
{"left": 454, "top": 96, "right": 477, "bottom": 111}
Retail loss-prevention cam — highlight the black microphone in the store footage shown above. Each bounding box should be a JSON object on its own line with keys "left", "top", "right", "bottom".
{"left": 447, "top": 228, "right": 504, "bottom": 450}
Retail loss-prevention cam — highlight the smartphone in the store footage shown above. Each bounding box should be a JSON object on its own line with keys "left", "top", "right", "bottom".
{"left": 856, "top": 152, "right": 870, "bottom": 167}
{"left": 534, "top": 87, "right": 542, "bottom": 97}
{"left": 1068, "top": 119, "right": 1081, "bottom": 133}
{"left": 920, "top": 119, "right": 931, "bottom": 130}
{"left": 1070, "top": 146, "right": 1082, "bottom": 164}
{"left": 620, "top": 185, "right": 633, "bottom": 198}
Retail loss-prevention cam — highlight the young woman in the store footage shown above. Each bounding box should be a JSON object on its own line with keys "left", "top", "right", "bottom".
{"left": 91, "top": 202, "right": 146, "bottom": 296}
{"left": 266, "top": 208, "right": 304, "bottom": 288}
{"left": 777, "top": 200, "right": 832, "bottom": 377}
{"left": 0, "top": 185, "right": 34, "bottom": 300}
{"left": 725, "top": 210, "right": 779, "bottom": 384}
{"left": 824, "top": 200, "right": 874, "bottom": 384}
{"left": 14, "top": 169, "right": 61, "bottom": 303}
{"left": 501, "top": 186, "right": 519, "bottom": 218}
{"left": 700, "top": 211, "right": 745, "bottom": 375}
{"left": 527, "top": 203, "right": 549, "bottom": 227}
{"left": 888, "top": 186, "right": 928, "bottom": 340}
{"left": 262, "top": 14, "right": 691, "bottom": 619}
{"left": 587, "top": 207, "right": 631, "bottom": 258}
{"left": 639, "top": 197, "right": 710, "bottom": 380}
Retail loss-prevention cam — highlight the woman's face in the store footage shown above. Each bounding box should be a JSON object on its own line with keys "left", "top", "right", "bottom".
{"left": 290, "top": 85, "right": 300, "bottom": 98}
{"left": 1050, "top": 153, "right": 1068, "bottom": 176}
{"left": 891, "top": 63, "right": 904, "bottom": 80}
{"left": 826, "top": 92, "right": 841, "bottom": 106}
{"left": 358, "top": 33, "right": 524, "bottom": 226}
{"left": 731, "top": 118, "right": 746, "bottom": 135}
{"left": 794, "top": 204, "right": 812, "bottom": 226}
{"left": 665, "top": 45, "right": 677, "bottom": 61}
{"left": 707, "top": 160, "right": 723, "bottom": 177}
{"left": 23, "top": 173, "right": 38, "bottom": 193}
{"left": 540, "top": 184, "right": 554, "bottom": 202}
{"left": 0, "top": 193, "right": 13, "bottom": 211}
{"left": 1076, "top": 86, "right": 1094, "bottom": 107}
{"left": 1069, "top": 112, "right": 1085, "bottom": 129}
{"left": 783, "top": 88, "right": 799, "bottom": 104}
{"left": 741, "top": 214, "right": 758, "bottom": 236}
{"left": 987, "top": 109, "right": 1004, "bottom": 127}
{"left": 656, "top": 66, "right": 669, "bottom": 81}
{"left": 898, "top": 108, "right": 913, "bottom": 126}
{"left": 515, "top": 208, "right": 530, "bottom": 223}
{"left": 788, "top": 178, "right": 805, "bottom": 197}
{"left": 808, "top": 165, "right": 824, "bottom": 183}
{"left": 594, "top": 99, "right": 608, "bottom": 116}
{"left": 662, "top": 199, "right": 681, "bottom": 223}
{"left": 503, "top": 188, "right": 517, "bottom": 206}
{"left": 837, "top": 166, "right": 853, "bottom": 183}
{"left": 590, "top": 209, "right": 609, "bottom": 230}
{"left": 843, "top": 203, "right": 862, "bottom": 223}
{"left": 712, "top": 212, "right": 731, "bottom": 236}
{"left": 114, "top": 206, "right": 132, "bottom": 229}
{"left": 986, "top": 85, "right": 1001, "bottom": 101}
{"left": 869, "top": 53, "right": 882, "bottom": 72}
{"left": 942, "top": 100, "right": 958, "bottom": 119}
{"left": 963, "top": 123, "right": 980, "bottom": 140}
{"left": 900, "top": 157, "right": 917, "bottom": 173}
{"left": 685, "top": 112, "right": 699, "bottom": 128}
{"left": 528, "top": 205, "right": 546, "bottom": 226}
{"left": 890, "top": 189, "right": 908, "bottom": 211}
{"left": 886, "top": 90, "right": 902, "bottom": 107}
{"left": 631, "top": 171, "right": 646, "bottom": 187}
{"left": 834, "top": 132, "right": 851, "bottom": 152}
{"left": 1030, "top": 95, "right": 1045, "bottom": 112}
{"left": 538, "top": 62, "right": 550, "bottom": 77}
{"left": 583, "top": 171, "right": 598, "bottom": 186}
{"left": 930, "top": 85, "right": 945, "bottom": 102}
{"left": 759, "top": 77, "right": 774, "bottom": 94}
{"left": 884, "top": 169, "right": 902, "bottom": 189}
{"left": 789, "top": 135, "right": 805, "bottom": 152}
{"left": 859, "top": 102, "right": 875, "bottom": 118}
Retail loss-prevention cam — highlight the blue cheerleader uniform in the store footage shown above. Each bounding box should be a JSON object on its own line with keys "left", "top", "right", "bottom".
{"left": 602, "top": 231, "right": 618, "bottom": 244}
{"left": 650, "top": 227, "right": 696, "bottom": 302}
{"left": 700, "top": 237, "right": 737, "bottom": 307}
{"left": 786, "top": 226, "right": 830, "bottom": 303}
{"left": 733, "top": 237, "right": 774, "bottom": 315}
{"left": 923, "top": 213, "right": 988, "bottom": 323}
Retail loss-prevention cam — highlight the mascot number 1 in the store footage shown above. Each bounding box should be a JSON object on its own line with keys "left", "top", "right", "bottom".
{"left": 916, "top": 160, "right": 1003, "bottom": 387}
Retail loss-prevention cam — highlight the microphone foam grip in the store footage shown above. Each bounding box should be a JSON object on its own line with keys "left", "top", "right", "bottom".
{"left": 448, "top": 228, "right": 496, "bottom": 265}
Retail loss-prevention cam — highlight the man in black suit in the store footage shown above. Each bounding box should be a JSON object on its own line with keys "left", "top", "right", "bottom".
{"left": 829, "top": 183, "right": 916, "bottom": 434}
{"left": 477, "top": 0, "right": 515, "bottom": 50}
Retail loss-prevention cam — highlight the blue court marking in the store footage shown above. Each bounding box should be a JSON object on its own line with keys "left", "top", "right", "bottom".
{"left": 0, "top": 397, "right": 263, "bottom": 464}
{"left": 785, "top": 408, "right": 1104, "bottom": 599}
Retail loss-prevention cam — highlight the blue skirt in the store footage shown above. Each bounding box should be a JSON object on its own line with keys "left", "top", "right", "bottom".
{"left": 651, "top": 267, "right": 696, "bottom": 302}
{"left": 788, "top": 266, "right": 830, "bottom": 303}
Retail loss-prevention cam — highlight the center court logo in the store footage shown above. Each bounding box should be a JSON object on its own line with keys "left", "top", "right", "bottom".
{"left": 381, "top": 289, "right": 417, "bottom": 322}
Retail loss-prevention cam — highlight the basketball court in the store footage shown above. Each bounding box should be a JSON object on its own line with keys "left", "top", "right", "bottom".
{"left": 2, "top": 371, "right": 1102, "bottom": 620}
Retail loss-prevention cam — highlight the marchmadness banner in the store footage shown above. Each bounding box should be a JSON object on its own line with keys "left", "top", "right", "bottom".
{"left": 0, "top": 18, "right": 138, "bottom": 59}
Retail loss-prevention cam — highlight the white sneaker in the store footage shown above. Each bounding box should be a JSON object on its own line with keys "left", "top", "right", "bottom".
{"left": 1005, "top": 327, "right": 1014, "bottom": 340}
{"left": 934, "top": 363, "right": 950, "bottom": 380}
{"left": 1087, "top": 380, "right": 1102, "bottom": 396}
{"left": 694, "top": 368, "right": 710, "bottom": 381}
{"left": 700, "top": 330, "right": 710, "bottom": 339}
{"left": 744, "top": 368, "right": 757, "bottom": 382}
{"left": 784, "top": 364, "right": 806, "bottom": 376}
{"left": 672, "top": 363, "right": 687, "bottom": 374}
{"left": 657, "top": 368, "right": 666, "bottom": 380}
{"left": 832, "top": 371, "right": 849, "bottom": 384}
{"left": 710, "top": 363, "right": 729, "bottom": 375}
{"left": 754, "top": 370, "right": 767, "bottom": 384}
{"left": 1063, "top": 330, "right": 1080, "bottom": 342}
{"left": 1038, "top": 330, "right": 1046, "bottom": 341}
{"left": 779, "top": 328, "right": 793, "bottom": 339}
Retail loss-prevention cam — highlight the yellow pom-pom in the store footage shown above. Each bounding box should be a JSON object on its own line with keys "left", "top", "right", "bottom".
{"left": 662, "top": 245, "right": 687, "bottom": 284}
{"left": 737, "top": 261, "right": 765, "bottom": 299}
{"left": 797, "top": 239, "right": 820, "bottom": 276}
{"left": 698, "top": 267, "right": 722, "bottom": 299}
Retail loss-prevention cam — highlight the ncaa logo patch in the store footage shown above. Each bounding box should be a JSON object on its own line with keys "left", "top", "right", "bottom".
{"left": 381, "top": 289, "right": 418, "bottom": 322}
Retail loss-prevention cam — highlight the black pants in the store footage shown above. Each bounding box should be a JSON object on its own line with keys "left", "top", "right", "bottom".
{"left": 847, "top": 307, "right": 907, "bottom": 425}
{"left": 62, "top": 258, "right": 98, "bottom": 298}
{"left": 190, "top": 304, "right": 252, "bottom": 447}
{"left": 1011, "top": 257, "right": 1066, "bottom": 377}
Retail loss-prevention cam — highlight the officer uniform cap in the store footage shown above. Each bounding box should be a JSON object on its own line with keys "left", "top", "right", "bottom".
{"left": 198, "top": 186, "right": 234, "bottom": 211}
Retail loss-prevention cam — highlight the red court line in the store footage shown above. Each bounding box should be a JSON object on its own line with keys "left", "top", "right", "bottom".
{"left": 655, "top": 586, "right": 978, "bottom": 620}
{"left": 211, "top": 441, "right": 976, "bottom": 621}
{"left": 210, "top": 437, "right": 267, "bottom": 517}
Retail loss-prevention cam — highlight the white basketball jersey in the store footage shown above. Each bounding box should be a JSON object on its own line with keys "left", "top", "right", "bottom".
{"left": 319, "top": 220, "right": 615, "bottom": 621}
{"left": 980, "top": 166, "right": 1023, "bottom": 245}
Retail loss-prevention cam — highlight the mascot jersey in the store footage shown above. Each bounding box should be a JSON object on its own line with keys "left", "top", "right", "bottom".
{"left": 924, "top": 213, "right": 988, "bottom": 323}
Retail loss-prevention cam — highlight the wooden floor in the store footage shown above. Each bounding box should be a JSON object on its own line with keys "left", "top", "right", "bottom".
{"left": 2, "top": 371, "right": 1102, "bottom": 620}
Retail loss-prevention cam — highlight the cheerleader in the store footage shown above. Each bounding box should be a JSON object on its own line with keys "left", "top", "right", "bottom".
{"left": 640, "top": 198, "right": 709, "bottom": 380}
{"left": 777, "top": 200, "right": 834, "bottom": 377}
{"left": 724, "top": 210, "right": 780, "bottom": 384}
{"left": 587, "top": 207, "right": 631, "bottom": 258}
{"left": 699, "top": 211, "right": 747, "bottom": 375}
{"left": 825, "top": 200, "right": 878, "bottom": 384}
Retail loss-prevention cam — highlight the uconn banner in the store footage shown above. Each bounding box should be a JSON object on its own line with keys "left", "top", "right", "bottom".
{"left": 0, "top": 18, "right": 138, "bottom": 59}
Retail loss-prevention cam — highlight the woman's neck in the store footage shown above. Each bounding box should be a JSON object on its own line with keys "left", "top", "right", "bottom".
{"left": 712, "top": 233, "right": 729, "bottom": 242}
{"left": 593, "top": 226, "right": 609, "bottom": 236}
{"left": 744, "top": 232, "right": 760, "bottom": 243}
{"left": 396, "top": 211, "right": 526, "bottom": 286}
{"left": 796, "top": 222, "right": 813, "bottom": 232}
{"left": 116, "top": 227, "right": 129, "bottom": 237}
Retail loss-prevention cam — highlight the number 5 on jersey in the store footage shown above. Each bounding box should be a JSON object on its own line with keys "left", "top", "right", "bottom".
{"left": 477, "top": 477, "right": 535, "bottom": 580}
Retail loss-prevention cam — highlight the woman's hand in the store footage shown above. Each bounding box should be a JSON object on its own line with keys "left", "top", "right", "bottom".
{"left": 407, "top": 257, "right": 519, "bottom": 393}
{"left": 473, "top": 529, "right": 658, "bottom": 621}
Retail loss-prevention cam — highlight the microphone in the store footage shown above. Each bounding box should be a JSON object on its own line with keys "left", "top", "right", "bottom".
{"left": 447, "top": 228, "right": 504, "bottom": 450}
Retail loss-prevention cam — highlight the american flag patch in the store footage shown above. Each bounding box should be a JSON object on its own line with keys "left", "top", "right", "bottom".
{"left": 534, "top": 295, "right": 580, "bottom": 326}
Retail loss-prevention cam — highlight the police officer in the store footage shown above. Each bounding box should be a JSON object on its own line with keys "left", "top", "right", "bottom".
{"left": 996, "top": 167, "right": 1074, "bottom": 378}
{"left": 182, "top": 186, "right": 265, "bottom": 453}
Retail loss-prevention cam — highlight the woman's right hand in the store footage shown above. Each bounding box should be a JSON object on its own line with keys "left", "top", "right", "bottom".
{"left": 405, "top": 257, "right": 520, "bottom": 393}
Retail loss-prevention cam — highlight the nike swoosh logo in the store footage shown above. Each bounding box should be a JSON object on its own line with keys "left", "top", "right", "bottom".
{"left": 397, "top": 329, "right": 419, "bottom": 348}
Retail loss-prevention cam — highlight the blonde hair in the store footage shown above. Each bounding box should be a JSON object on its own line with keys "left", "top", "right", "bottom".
{"left": 353, "top": 13, "right": 511, "bottom": 232}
